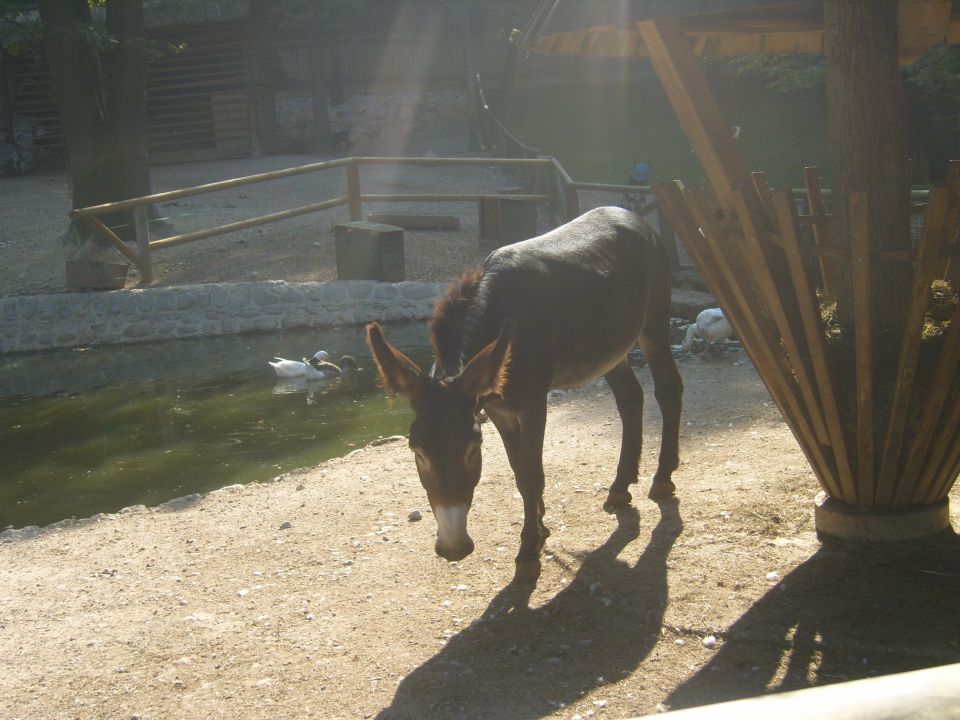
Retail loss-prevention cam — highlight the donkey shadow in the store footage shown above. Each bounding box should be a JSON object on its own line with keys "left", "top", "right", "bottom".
{"left": 377, "top": 501, "right": 684, "bottom": 720}
{"left": 664, "top": 533, "right": 960, "bottom": 711}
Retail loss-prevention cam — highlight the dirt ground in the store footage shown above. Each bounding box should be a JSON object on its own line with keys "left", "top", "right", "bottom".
{"left": 2, "top": 354, "right": 959, "bottom": 719}
{"left": 2, "top": 144, "right": 960, "bottom": 719}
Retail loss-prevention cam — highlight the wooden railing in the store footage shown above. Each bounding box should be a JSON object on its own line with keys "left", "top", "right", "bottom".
{"left": 67, "top": 153, "right": 663, "bottom": 287}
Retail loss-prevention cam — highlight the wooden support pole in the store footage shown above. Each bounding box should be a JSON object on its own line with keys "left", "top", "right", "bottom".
{"left": 773, "top": 190, "right": 855, "bottom": 502}
{"left": 133, "top": 205, "right": 152, "bottom": 286}
{"left": 347, "top": 160, "right": 362, "bottom": 221}
{"left": 84, "top": 215, "right": 143, "bottom": 270}
{"left": 637, "top": 16, "right": 752, "bottom": 218}
{"left": 876, "top": 187, "right": 951, "bottom": 504}
{"left": 849, "top": 192, "right": 875, "bottom": 504}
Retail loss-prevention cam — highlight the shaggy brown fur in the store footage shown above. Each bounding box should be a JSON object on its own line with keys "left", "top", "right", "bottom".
{"left": 429, "top": 268, "right": 484, "bottom": 371}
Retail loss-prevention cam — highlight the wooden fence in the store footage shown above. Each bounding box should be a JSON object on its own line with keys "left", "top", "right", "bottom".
{"left": 65, "top": 151, "right": 663, "bottom": 287}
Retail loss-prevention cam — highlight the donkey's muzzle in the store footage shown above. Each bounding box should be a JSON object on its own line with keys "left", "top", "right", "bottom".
{"left": 435, "top": 535, "right": 475, "bottom": 561}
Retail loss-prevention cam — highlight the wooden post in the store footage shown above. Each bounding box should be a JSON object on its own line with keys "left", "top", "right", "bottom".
{"left": 637, "top": 17, "right": 752, "bottom": 219}
{"left": 347, "top": 160, "right": 362, "bottom": 221}
{"left": 133, "top": 205, "right": 153, "bottom": 286}
{"left": 849, "top": 193, "right": 875, "bottom": 504}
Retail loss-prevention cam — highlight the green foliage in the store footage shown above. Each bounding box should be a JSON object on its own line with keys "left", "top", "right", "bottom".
{"left": 905, "top": 45, "right": 960, "bottom": 127}
{"left": 0, "top": 0, "right": 42, "bottom": 55}
{"left": 730, "top": 54, "right": 825, "bottom": 93}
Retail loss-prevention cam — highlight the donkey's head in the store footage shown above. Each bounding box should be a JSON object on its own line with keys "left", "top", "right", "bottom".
{"left": 366, "top": 321, "right": 514, "bottom": 561}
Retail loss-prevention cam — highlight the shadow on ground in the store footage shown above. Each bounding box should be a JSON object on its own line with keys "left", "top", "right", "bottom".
{"left": 665, "top": 533, "right": 960, "bottom": 710}
{"left": 377, "top": 502, "right": 684, "bottom": 720}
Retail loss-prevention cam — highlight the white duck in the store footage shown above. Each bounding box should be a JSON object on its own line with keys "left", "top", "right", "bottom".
{"left": 681, "top": 308, "right": 733, "bottom": 355}
{"left": 304, "top": 354, "right": 359, "bottom": 381}
{"left": 268, "top": 350, "right": 329, "bottom": 378}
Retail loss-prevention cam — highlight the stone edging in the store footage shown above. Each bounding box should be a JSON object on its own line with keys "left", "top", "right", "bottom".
{"left": 0, "top": 279, "right": 445, "bottom": 355}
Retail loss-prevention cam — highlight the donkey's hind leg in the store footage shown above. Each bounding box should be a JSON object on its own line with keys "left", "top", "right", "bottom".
{"left": 639, "top": 335, "right": 683, "bottom": 500}
{"left": 603, "top": 358, "right": 644, "bottom": 510}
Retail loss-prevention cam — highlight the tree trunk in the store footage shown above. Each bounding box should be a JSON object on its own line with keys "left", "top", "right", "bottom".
{"left": 248, "top": 0, "right": 288, "bottom": 154}
{"left": 824, "top": 0, "right": 911, "bottom": 332}
{"left": 39, "top": 0, "right": 150, "bottom": 245}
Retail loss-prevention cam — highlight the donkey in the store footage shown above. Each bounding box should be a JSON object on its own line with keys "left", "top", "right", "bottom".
{"left": 367, "top": 206, "right": 683, "bottom": 581}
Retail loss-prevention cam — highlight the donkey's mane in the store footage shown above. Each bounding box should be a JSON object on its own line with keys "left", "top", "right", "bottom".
{"left": 429, "top": 267, "right": 484, "bottom": 372}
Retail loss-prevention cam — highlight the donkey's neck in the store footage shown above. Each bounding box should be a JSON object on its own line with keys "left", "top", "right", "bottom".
{"left": 430, "top": 268, "right": 491, "bottom": 378}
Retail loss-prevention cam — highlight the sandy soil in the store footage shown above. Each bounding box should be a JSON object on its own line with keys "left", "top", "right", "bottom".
{"left": 2, "top": 351, "right": 959, "bottom": 720}
{"left": 2, "top": 135, "right": 959, "bottom": 719}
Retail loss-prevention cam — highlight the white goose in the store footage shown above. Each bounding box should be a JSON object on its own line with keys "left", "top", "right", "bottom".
{"left": 268, "top": 350, "right": 329, "bottom": 378}
{"left": 681, "top": 308, "right": 733, "bottom": 355}
{"left": 304, "top": 354, "right": 359, "bottom": 381}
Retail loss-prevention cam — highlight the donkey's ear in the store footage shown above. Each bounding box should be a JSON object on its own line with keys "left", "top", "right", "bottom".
{"left": 366, "top": 322, "right": 424, "bottom": 401}
{"left": 457, "top": 320, "right": 515, "bottom": 399}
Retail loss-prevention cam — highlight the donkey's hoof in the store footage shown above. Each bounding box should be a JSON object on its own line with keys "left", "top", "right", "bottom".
{"left": 512, "top": 560, "right": 542, "bottom": 584}
{"left": 648, "top": 480, "right": 676, "bottom": 501}
{"left": 603, "top": 489, "right": 633, "bottom": 511}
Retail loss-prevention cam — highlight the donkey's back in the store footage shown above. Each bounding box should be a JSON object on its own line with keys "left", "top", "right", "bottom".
{"left": 474, "top": 206, "right": 674, "bottom": 392}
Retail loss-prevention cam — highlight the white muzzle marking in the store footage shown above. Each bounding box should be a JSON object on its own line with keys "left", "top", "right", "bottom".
{"left": 434, "top": 503, "right": 471, "bottom": 551}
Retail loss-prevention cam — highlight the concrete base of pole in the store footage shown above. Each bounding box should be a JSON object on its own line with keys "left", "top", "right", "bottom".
{"left": 814, "top": 491, "right": 953, "bottom": 542}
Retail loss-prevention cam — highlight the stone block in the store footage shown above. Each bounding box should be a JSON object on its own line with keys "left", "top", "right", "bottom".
{"left": 334, "top": 221, "right": 405, "bottom": 282}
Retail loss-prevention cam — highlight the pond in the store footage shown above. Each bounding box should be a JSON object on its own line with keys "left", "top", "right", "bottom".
{"left": 0, "top": 323, "right": 431, "bottom": 530}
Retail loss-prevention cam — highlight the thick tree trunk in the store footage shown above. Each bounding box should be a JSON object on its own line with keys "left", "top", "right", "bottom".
{"left": 824, "top": 0, "right": 911, "bottom": 332}
{"left": 39, "top": 0, "right": 150, "bottom": 245}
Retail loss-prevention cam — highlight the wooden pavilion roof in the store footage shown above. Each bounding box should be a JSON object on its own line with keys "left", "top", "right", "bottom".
{"left": 525, "top": 0, "right": 960, "bottom": 66}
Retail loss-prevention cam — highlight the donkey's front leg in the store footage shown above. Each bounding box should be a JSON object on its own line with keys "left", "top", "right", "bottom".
{"left": 490, "top": 398, "right": 550, "bottom": 583}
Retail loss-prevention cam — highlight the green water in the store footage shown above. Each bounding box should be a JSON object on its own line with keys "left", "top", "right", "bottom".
{"left": 0, "top": 323, "right": 431, "bottom": 530}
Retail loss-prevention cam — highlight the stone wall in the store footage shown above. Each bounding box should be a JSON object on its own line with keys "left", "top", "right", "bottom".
{"left": 0, "top": 280, "right": 444, "bottom": 355}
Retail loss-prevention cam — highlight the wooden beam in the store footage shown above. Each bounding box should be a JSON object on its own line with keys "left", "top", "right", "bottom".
{"left": 875, "top": 186, "right": 951, "bottom": 503}
{"left": 637, "top": 16, "right": 752, "bottom": 218}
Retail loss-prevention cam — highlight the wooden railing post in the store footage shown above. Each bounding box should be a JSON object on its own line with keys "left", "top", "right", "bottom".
{"left": 133, "top": 205, "right": 153, "bottom": 286}
{"left": 347, "top": 159, "right": 362, "bottom": 221}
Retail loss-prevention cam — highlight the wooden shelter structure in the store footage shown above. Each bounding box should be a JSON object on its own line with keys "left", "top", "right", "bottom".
{"left": 524, "top": 0, "right": 960, "bottom": 539}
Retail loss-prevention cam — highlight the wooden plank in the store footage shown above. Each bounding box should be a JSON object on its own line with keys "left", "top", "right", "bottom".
{"left": 366, "top": 214, "right": 461, "bottom": 230}
{"left": 731, "top": 187, "right": 831, "bottom": 447}
{"left": 849, "top": 192, "right": 876, "bottom": 505}
{"left": 682, "top": 185, "right": 839, "bottom": 494}
{"left": 773, "top": 190, "right": 857, "bottom": 502}
{"left": 361, "top": 193, "right": 548, "bottom": 203}
{"left": 133, "top": 206, "right": 153, "bottom": 286}
{"left": 637, "top": 16, "right": 753, "bottom": 218}
{"left": 84, "top": 216, "right": 143, "bottom": 271}
{"left": 876, "top": 186, "right": 952, "bottom": 504}
{"left": 940, "top": 160, "right": 960, "bottom": 282}
{"left": 149, "top": 197, "right": 350, "bottom": 250}
{"left": 70, "top": 157, "right": 353, "bottom": 218}
{"left": 899, "top": 271, "right": 960, "bottom": 503}
{"left": 750, "top": 171, "right": 776, "bottom": 227}
{"left": 803, "top": 167, "right": 841, "bottom": 297}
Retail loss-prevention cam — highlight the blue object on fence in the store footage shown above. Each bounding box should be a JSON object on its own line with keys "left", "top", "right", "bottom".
{"left": 629, "top": 162, "right": 651, "bottom": 184}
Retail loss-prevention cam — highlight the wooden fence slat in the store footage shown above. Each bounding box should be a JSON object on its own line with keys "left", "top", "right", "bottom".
{"left": 901, "top": 278, "right": 960, "bottom": 503}
{"left": 804, "top": 166, "right": 841, "bottom": 297}
{"left": 149, "top": 197, "right": 350, "bottom": 250}
{"left": 731, "top": 187, "right": 832, "bottom": 447}
{"left": 876, "top": 187, "right": 952, "bottom": 504}
{"left": 849, "top": 192, "right": 875, "bottom": 505}
{"left": 940, "top": 160, "right": 960, "bottom": 282}
{"left": 773, "top": 190, "right": 857, "bottom": 502}
{"left": 682, "top": 185, "right": 839, "bottom": 494}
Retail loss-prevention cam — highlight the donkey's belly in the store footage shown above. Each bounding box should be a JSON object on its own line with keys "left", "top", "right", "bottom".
{"left": 550, "top": 334, "right": 640, "bottom": 389}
